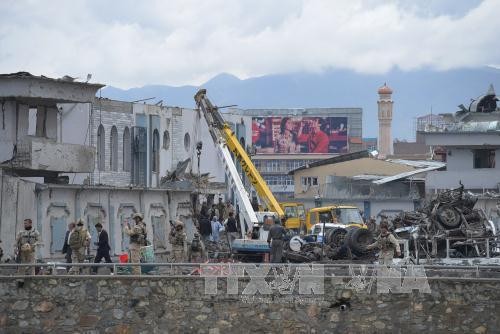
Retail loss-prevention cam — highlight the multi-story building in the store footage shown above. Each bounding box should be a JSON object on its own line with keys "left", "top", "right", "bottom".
{"left": 223, "top": 107, "right": 363, "bottom": 200}
{"left": 0, "top": 73, "right": 224, "bottom": 260}
{"left": 419, "top": 85, "right": 500, "bottom": 222}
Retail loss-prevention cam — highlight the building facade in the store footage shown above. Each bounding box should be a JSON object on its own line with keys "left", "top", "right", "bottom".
{"left": 419, "top": 85, "right": 500, "bottom": 222}
{"left": 223, "top": 107, "right": 363, "bottom": 201}
{"left": 288, "top": 151, "right": 444, "bottom": 218}
{"left": 0, "top": 73, "right": 225, "bottom": 260}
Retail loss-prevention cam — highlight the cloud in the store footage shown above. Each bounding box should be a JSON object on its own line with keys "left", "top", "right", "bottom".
{"left": 0, "top": 0, "right": 496, "bottom": 87}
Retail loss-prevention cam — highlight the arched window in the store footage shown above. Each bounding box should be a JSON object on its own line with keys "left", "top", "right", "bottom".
{"left": 152, "top": 129, "right": 160, "bottom": 172}
{"left": 163, "top": 131, "right": 170, "bottom": 150}
{"left": 110, "top": 126, "right": 118, "bottom": 171}
{"left": 123, "top": 127, "right": 131, "bottom": 172}
{"left": 184, "top": 133, "right": 191, "bottom": 152}
{"left": 97, "top": 125, "right": 105, "bottom": 171}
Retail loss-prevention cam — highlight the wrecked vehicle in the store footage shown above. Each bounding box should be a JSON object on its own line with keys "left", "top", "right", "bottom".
{"left": 391, "top": 184, "right": 498, "bottom": 260}
{"left": 284, "top": 207, "right": 374, "bottom": 262}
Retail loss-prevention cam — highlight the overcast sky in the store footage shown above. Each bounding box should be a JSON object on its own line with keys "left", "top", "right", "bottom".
{"left": 0, "top": 0, "right": 496, "bottom": 88}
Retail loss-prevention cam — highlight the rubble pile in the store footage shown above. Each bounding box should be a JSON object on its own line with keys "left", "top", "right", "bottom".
{"left": 204, "top": 232, "right": 231, "bottom": 259}
{"left": 391, "top": 184, "right": 497, "bottom": 258}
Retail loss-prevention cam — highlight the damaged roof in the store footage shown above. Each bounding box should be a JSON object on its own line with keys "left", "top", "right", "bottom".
{"left": 289, "top": 150, "right": 445, "bottom": 184}
{"left": 0, "top": 71, "right": 105, "bottom": 105}
{"left": 0, "top": 71, "right": 104, "bottom": 88}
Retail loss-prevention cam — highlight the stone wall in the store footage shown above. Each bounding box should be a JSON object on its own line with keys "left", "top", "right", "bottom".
{"left": 0, "top": 276, "right": 497, "bottom": 333}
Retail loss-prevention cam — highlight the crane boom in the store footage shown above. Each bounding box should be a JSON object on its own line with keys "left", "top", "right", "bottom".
{"left": 194, "top": 89, "right": 284, "bottom": 218}
{"left": 194, "top": 90, "right": 258, "bottom": 232}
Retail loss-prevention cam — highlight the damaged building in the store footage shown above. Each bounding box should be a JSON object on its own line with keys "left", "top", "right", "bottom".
{"left": 419, "top": 84, "right": 500, "bottom": 225}
{"left": 0, "top": 72, "right": 224, "bottom": 260}
{"left": 288, "top": 150, "right": 445, "bottom": 218}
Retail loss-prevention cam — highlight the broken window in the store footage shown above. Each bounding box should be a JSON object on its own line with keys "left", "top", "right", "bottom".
{"left": 163, "top": 130, "right": 170, "bottom": 150}
{"left": 97, "top": 125, "right": 105, "bottom": 171}
{"left": 110, "top": 126, "right": 118, "bottom": 171}
{"left": 28, "top": 107, "right": 37, "bottom": 136}
{"left": 184, "top": 133, "right": 191, "bottom": 152}
{"left": 473, "top": 149, "right": 495, "bottom": 169}
{"left": 152, "top": 129, "right": 160, "bottom": 173}
{"left": 123, "top": 127, "right": 131, "bottom": 172}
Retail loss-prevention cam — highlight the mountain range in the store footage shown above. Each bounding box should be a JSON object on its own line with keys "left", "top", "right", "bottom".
{"left": 101, "top": 67, "right": 500, "bottom": 139}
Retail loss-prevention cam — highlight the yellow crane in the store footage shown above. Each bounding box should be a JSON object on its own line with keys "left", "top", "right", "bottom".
{"left": 194, "top": 89, "right": 285, "bottom": 220}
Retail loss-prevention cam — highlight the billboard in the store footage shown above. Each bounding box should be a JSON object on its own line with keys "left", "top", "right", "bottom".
{"left": 252, "top": 116, "right": 348, "bottom": 154}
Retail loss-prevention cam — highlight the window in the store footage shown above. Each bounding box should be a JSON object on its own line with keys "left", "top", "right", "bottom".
{"left": 97, "top": 125, "right": 105, "bottom": 171}
{"left": 152, "top": 129, "right": 160, "bottom": 173}
{"left": 184, "top": 133, "right": 191, "bottom": 152}
{"left": 123, "top": 127, "right": 131, "bottom": 172}
{"left": 301, "top": 176, "right": 318, "bottom": 187}
{"left": 163, "top": 131, "right": 170, "bottom": 150}
{"left": 110, "top": 126, "right": 118, "bottom": 171}
{"left": 473, "top": 149, "right": 495, "bottom": 168}
{"left": 284, "top": 206, "right": 298, "bottom": 219}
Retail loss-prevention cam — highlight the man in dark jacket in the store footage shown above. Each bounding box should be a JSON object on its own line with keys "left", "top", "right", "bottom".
{"left": 62, "top": 222, "right": 75, "bottom": 271}
{"left": 198, "top": 214, "right": 212, "bottom": 242}
{"left": 92, "top": 222, "right": 113, "bottom": 274}
{"left": 225, "top": 212, "right": 239, "bottom": 243}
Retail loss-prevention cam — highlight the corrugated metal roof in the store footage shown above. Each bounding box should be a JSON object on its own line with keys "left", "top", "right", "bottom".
{"left": 372, "top": 162, "right": 446, "bottom": 185}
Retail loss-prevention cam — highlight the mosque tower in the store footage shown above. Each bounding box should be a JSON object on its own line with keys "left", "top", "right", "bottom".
{"left": 377, "top": 83, "right": 393, "bottom": 158}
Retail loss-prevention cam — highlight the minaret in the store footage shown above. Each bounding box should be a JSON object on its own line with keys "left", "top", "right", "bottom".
{"left": 377, "top": 83, "right": 393, "bottom": 159}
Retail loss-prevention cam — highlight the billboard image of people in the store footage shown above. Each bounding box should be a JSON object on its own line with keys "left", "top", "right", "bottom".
{"left": 252, "top": 116, "right": 348, "bottom": 154}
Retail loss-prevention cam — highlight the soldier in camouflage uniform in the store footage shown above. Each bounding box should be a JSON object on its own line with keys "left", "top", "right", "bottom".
{"left": 366, "top": 222, "right": 401, "bottom": 265}
{"left": 188, "top": 232, "right": 207, "bottom": 263}
{"left": 15, "top": 219, "right": 40, "bottom": 275}
{"left": 68, "top": 219, "right": 91, "bottom": 275}
{"left": 124, "top": 213, "right": 147, "bottom": 275}
{"left": 169, "top": 221, "right": 187, "bottom": 263}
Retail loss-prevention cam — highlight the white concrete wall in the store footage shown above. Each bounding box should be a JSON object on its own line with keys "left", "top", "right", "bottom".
{"left": 0, "top": 172, "right": 38, "bottom": 260}
{"left": 0, "top": 101, "right": 17, "bottom": 162}
{"left": 446, "top": 148, "right": 473, "bottom": 171}
{"left": 0, "top": 170, "right": 195, "bottom": 260}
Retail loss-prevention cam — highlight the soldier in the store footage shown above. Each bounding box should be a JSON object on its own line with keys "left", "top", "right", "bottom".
{"left": 124, "top": 213, "right": 147, "bottom": 275}
{"left": 217, "top": 197, "right": 226, "bottom": 221}
{"left": 169, "top": 220, "right": 187, "bottom": 263}
{"left": 366, "top": 221, "right": 401, "bottom": 265}
{"left": 267, "top": 217, "right": 286, "bottom": 263}
{"left": 188, "top": 232, "right": 207, "bottom": 263}
{"left": 68, "top": 219, "right": 91, "bottom": 275}
{"left": 15, "top": 219, "right": 40, "bottom": 275}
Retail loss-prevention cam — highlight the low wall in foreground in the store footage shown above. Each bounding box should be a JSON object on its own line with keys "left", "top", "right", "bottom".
{"left": 0, "top": 275, "right": 498, "bottom": 333}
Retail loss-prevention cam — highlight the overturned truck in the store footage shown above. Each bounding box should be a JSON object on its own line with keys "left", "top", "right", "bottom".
{"left": 392, "top": 184, "right": 498, "bottom": 261}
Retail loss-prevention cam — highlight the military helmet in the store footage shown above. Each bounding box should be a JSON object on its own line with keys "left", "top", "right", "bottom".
{"left": 175, "top": 220, "right": 184, "bottom": 228}
{"left": 76, "top": 219, "right": 84, "bottom": 226}
{"left": 132, "top": 213, "right": 144, "bottom": 220}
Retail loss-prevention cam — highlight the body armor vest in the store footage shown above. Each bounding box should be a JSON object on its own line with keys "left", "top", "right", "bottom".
{"left": 378, "top": 234, "right": 394, "bottom": 252}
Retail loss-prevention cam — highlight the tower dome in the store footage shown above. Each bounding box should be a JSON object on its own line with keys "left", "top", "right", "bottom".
{"left": 378, "top": 83, "right": 393, "bottom": 95}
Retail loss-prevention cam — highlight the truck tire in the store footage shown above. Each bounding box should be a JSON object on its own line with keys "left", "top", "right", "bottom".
{"left": 326, "top": 228, "right": 348, "bottom": 247}
{"left": 436, "top": 206, "right": 461, "bottom": 229}
{"left": 346, "top": 228, "right": 374, "bottom": 255}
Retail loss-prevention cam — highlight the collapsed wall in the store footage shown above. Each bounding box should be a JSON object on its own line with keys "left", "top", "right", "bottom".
{"left": 0, "top": 275, "right": 498, "bottom": 333}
